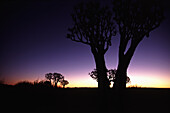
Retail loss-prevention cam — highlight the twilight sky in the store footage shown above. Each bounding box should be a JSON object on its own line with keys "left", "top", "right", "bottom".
{"left": 1, "top": 0, "right": 170, "bottom": 88}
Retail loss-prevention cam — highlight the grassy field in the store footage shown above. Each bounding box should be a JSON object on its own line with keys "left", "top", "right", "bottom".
{"left": 0, "top": 86, "right": 169, "bottom": 113}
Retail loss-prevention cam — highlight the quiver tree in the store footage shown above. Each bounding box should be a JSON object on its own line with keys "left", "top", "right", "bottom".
{"left": 67, "top": 2, "right": 116, "bottom": 89}
{"left": 112, "top": 0, "right": 164, "bottom": 89}
{"left": 60, "top": 79, "right": 69, "bottom": 88}
{"left": 53, "top": 73, "right": 64, "bottom": 88}
{"left": 45, "top": 73, "right": 53, "bottom": 86}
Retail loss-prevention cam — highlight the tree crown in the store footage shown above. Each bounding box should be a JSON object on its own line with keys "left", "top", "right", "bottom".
{"left": 113, "top": 0, "right": 164, "bottom": 43}
{"left": 67, "top": 1, "right": 116, "bottom": 54}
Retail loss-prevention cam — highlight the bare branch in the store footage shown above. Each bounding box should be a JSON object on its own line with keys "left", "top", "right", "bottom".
{"left": 67, "top": 1, "right": 116, "bottom": 54}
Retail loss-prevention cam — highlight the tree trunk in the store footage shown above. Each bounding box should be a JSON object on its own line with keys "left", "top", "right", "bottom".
{"left": 94, "top": 53, "right": 110, "bottom": 89}
{"left": 56, "top": 80, "right": 59, "bottom": 88}
{"left": 55, "top": 82, "right": 57, "bottom": 88}
{"left": 90, "top": 45, "right": 110, "bottom": 89}
{"left": 50, "top": 79, "right": 51, "bottom": 86}
{"left": 113, "top": 57, "right": 128, "bottom": 89}
{"left": 114, "top": 42, "right": 138, "bottom": 89}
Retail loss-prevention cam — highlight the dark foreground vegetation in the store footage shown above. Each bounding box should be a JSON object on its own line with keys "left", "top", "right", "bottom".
{"left": 0, "top": 84, "right": 169, "bottom": 113}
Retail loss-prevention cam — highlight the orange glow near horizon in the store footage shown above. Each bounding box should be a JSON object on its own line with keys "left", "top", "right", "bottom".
{"left": 127, "top": 74, "right": 170, "bottom": 88}
{"left": 66, "top": 73, "right": 170, "bottom": 88}
{"left": 127, "top": 67, "right": 170, "bottom": 88}
{"left": 3, "top": 73, "right": 170, "bottom": 88}
{"left": 66, "top": 76, "right": 97, "bottom": 88}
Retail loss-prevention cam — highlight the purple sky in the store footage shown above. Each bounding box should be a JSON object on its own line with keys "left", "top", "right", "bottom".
{"left": 1, "top": 0, "right": 170, "bottom": 87}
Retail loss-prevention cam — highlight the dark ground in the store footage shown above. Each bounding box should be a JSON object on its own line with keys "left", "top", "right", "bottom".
{"left": 0, "top": 86, "right": 169, "bottom": 113}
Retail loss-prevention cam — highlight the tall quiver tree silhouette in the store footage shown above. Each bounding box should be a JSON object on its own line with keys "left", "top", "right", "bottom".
{"left": 67, "top": 2, "right": 116, "bottom": 89}
{"left": 45, "top": 73, "right": 53, "bottom": 86}
{"left": 112, "top": 0, "right": 164, "bottom": 89}
{"left": 53, "top": 73, "right": 63, "bottom": 88}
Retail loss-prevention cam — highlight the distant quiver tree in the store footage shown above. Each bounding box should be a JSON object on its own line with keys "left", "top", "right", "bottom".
{"left": 45, "top": 73, "right": 53, "bottom": 86}
{"left": 52, "top": 73, "right": 64, "bottom": 88}
{"left": 60, "top": 79, "right": 69, "bottom": 88}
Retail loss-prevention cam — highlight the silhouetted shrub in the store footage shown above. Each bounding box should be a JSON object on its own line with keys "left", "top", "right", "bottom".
{"left": 15, "top": 81, "right": 34, "bottom": 88}
{"left": 33, "top": 80, "right": 52, "bottom": 88}
{"left": 0, "top": 80, "right": 4, "bottom": 85}
{"left": 128, "top": 85, "right": 142, "bottom": 88}
{"left": 89, "top": 69, "right": 130, "bottom": 88}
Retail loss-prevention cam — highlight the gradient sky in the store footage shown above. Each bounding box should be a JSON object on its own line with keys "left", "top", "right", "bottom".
{"left": 1, "top": 0, "right": 170, "bottom": 88}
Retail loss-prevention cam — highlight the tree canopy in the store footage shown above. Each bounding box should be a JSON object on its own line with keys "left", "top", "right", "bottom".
{"left": 67, "top": 2, "right": 116, "bottom": 54}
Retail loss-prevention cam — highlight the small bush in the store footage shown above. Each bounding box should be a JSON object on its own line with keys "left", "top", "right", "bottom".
{"left": 15, "top": 81, "right": 34, "bottom": 88}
